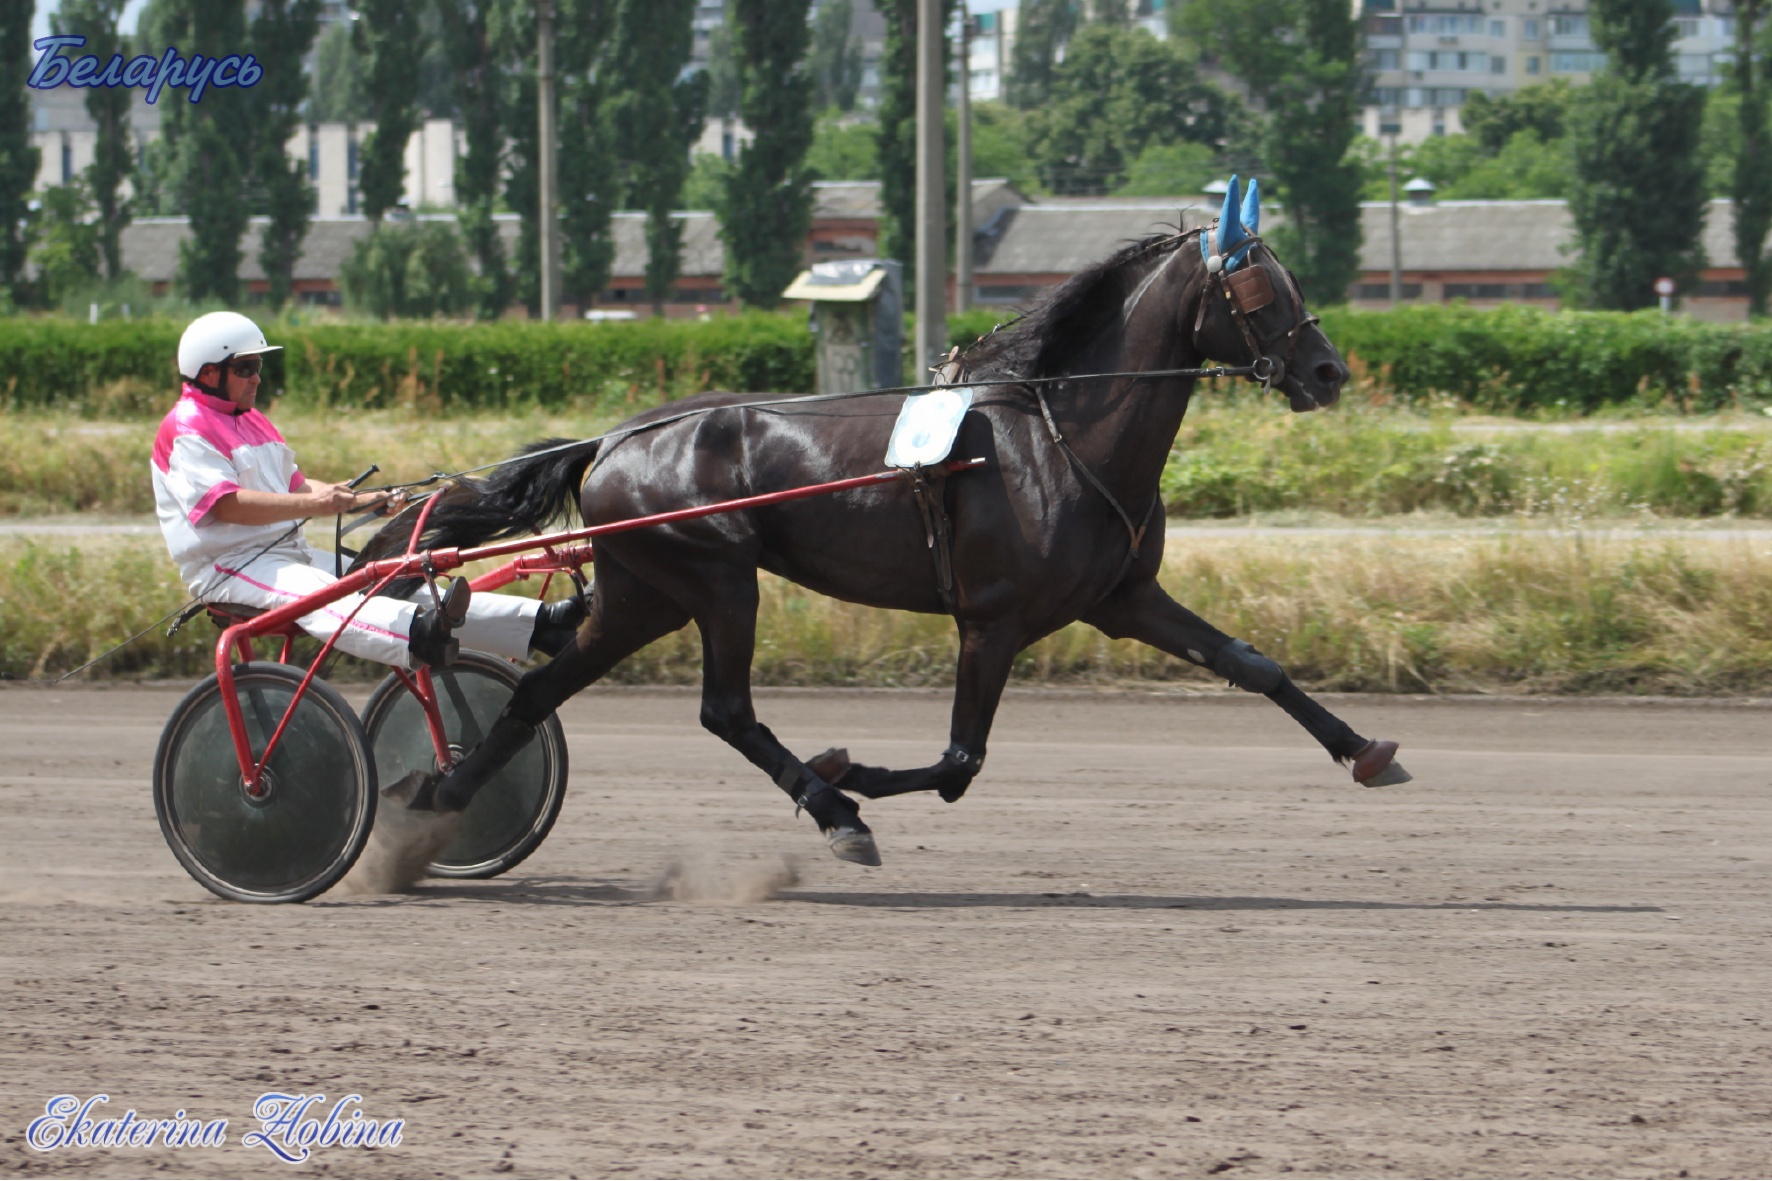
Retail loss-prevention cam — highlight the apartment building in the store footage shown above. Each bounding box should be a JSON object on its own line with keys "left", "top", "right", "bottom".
{"left": 1360, "top": 0, "right": 1738, "bottom": 142}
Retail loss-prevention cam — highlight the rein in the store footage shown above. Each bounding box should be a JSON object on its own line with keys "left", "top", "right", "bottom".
{"left": 376, "top": 361, "right": 1260, "bottom": 495}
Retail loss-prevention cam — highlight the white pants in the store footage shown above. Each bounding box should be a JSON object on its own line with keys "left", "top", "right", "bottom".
{"left": 200, "top": 549, "right": 540, "bottom": 670}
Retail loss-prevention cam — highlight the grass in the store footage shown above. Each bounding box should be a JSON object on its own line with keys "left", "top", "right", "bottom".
{"left": 11, "top": 531, "right": 1772, "bottom": 695}
{"left": 12, "top": 394, "right": 1772, "bottom": 519}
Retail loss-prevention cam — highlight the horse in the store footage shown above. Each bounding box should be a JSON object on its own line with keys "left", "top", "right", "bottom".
{"left": 403, "top": 177, "right": 1410, "bottom": 865}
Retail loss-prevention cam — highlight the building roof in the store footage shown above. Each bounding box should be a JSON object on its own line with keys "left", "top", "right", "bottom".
{"left": 119, "top": 211, "right": 730, "bottom": 284}
{"left": 811, "top": 178, "right": 1028, "bottom": 222}
{"left": 1354, "top": 198, "right": 1768, "bottom": 274}
{"left": 974, "top": 200, "right": 1219, "bottom": 275}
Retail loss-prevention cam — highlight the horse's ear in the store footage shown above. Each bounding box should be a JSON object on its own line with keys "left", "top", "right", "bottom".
{"left": 1240, "top": 178, "right": 1260, "bottom": 236}
{"left": 1218, "top": 175, "right": 1243, "bottom": 244}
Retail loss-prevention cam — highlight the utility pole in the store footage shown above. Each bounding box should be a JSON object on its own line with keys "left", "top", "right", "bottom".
{"left": 537, "top": 0, "right": 559, "bottom": 322}
{"left": 954, "top": 4, "right": 974, "bottom": 314}
{"left": 914, "top": 0, "right": 948, "bottom": 372}
{"left": 1381, "top": 107, "right": 1401, "bottom": 308}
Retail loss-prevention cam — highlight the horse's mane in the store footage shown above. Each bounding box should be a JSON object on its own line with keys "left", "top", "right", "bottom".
{"left": 958, "top": 231, "right": 1195, "bottom": 379}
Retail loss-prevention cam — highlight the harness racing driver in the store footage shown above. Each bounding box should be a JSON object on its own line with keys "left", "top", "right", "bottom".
{"left": 152, "top": 311, "right": 582, "bottom": 669}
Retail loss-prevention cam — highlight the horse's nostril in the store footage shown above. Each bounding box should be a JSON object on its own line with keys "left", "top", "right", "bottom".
{"left": 1315, "top": 361, "right": 1345, "bottom": 386}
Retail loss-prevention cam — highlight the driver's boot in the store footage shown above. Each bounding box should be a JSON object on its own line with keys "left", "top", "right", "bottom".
{"left": 406, "top": 577, "right": 471, "bottom": 669}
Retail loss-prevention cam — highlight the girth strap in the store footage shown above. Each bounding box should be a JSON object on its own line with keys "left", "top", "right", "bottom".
{"left": 1031, "top": 382, "right": 1157, "bottom": 564}
{"left": 909, "top": 466, "right": 959, "bottom": 613}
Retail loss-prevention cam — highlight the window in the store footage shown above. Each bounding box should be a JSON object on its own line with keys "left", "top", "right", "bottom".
{"left": 1408, "top": 14, "right": 1482, "bottom": 35}
{"left": 1673, "top": 17, "right": 1700, "bottom": 38}
{"left": 1443, "top": 283, "right": 1507, "bottom": 300}
{"left": 1409, "top": 50, "right": 1489, "bottom": 72}
{"left": 1552, "top": 51, "right": 1607, "bottom": 73}
{"left": 978, "top": 284, "right": 1044, "bottom": 304}
{"left": 1356, "top": 283, "right": 1423, "bottom": 301}
{"left": 1526, "top": 55, "right": 1541, "bottom": 74}
{"left": 1371, "top": 48, "right": 1399, "bottom": 70}
{"left": 1491, "top": 55, "right": 1506, "bottom": 74}
{"left": 1488, "top": 19, "right": 1504, "bottom": 37}
{"left": 1522, "top": 18, "right": 1539, "bottom": 38}
{"left": 1372, "top": 86, "right": 1402, "bottom": 107}
{"left": 1552, "top": 16, "right": 1588, "bottom": 36}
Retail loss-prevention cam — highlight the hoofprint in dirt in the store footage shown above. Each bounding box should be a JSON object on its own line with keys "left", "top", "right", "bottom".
{"left": 2, "top": 686, "right": 1769, "bottom": 1179}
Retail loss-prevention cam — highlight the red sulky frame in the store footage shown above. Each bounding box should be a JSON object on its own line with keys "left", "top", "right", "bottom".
{"left": 214, "top": 459, "right": 988, "bottom": 793}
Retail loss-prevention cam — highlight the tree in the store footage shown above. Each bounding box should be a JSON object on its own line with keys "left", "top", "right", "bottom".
{"left": 606, "top": 0, "right": 705, "bottom": 315}
{"left": 30, "top": 180, "right": 101, "bottom": 306}
{"left": 1734, "top": 0, "right": 1772, "bottom": 318}
{"left": 307, "top": 22, "right": 369, "bottom": 122}
{"left": 339, "top": 219, "right": 474, "bottom": 318}
{"left": 1567, "top": 0, "right": 1708, "bottom": 309}
{"left": 354, "top": 0, "right": 425, "bottom": 222}
{"left": 0, "top": 0, "right": 41, "bottom": 301}
{"left": 806, "top": 114, "right": 880, "bottom": 180}
{"left": 705, "top": 19, "right": 742, "bottom": 120}
{"left": 1461, "top": 80, "right": 1575, "bottom": 154}
{"left": 1115, "top": 141, "right": 1218, "bottom": 197}
{"left": 162, "top": 0, "right": 255, "bottom": 303}
{"left": 1007, "top": 0, "right": 1075, "bottom": 111}
{"left": 1027, "top": 24, "right": 1237, "bottom": 195}
{"left": 437, "top": 0, "right": 511, "bottom": 318}
{"left": 875, "top": 0, "right": 954, "bottom": 278}
{"left": 492, "top": 0, "right": 541, "bottom": 311}
{"left": 248, "top": 0, "right": 321, "bottom": 310}
{"left": 719, "top": 0, "right": 817, "bottom": 309}
{"left": 809, "top": 0, "right": 862, "bottom": 113}
{"left": 876, "top": 0, "right": 917, "bottom": 270}
{"left": 557, "top": 0, "right": 617, "bottom": 311}
{"left": 1184, "top": 0, "right": 1364, "bottom": 305}
{"left": 52, "top": 0, "right": 133, "bottom": 284}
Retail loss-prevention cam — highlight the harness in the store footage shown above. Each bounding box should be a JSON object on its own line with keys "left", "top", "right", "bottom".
{"left": 926, "top": 225, "right": 1320, "bottom": 606}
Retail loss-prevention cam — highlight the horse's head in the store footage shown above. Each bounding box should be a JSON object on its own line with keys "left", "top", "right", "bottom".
{"left": 1188, "top": 177, "right": 1349, "bottom": 412}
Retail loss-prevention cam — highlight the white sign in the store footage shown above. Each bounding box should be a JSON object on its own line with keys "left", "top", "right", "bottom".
{"left": 885, "top": 386, "right": 975, "bottom": 469}
{"left": 1654, "top": 276, "right": 1676, "bottom": 297}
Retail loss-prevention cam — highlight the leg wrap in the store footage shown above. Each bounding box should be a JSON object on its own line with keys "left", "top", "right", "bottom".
{"left": 937, "top": 743, "right": 983, "bottom": 804}
{"left": 1213, "top": 638, "right": 1284, "bottom": 694}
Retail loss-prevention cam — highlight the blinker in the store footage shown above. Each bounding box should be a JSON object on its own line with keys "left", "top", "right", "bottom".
{"left": 1226, "top": 265, "right": 1274, "bottom": 315}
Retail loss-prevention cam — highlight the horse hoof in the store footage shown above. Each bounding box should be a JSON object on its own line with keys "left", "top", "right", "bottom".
{"left": 1351, "top": 739, "right": 1412, "bottom": 787}
{"left": 807, "top": 747, "right": 852, "bottom": 785}
{"left": 827, "top": 828, "right": 882, "bottom": 867}
{"left": 395, "top": 771, "right": 441, "bottom": 811}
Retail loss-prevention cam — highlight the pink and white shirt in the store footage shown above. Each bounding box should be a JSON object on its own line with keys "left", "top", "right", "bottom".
{"left": 152, "top": 383, "right": 317, "bottom": 592}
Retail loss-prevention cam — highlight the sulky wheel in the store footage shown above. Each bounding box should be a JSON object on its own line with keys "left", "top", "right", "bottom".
{"left": 360, "top": 651, "right": 568, "bottom": 879}
{"left": 153, "top": 662, "right": 377, "bottom": 904}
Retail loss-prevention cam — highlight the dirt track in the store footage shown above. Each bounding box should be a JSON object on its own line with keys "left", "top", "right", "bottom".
{"left": 3, "top": 685, "right": 1771, "bottom": 1179}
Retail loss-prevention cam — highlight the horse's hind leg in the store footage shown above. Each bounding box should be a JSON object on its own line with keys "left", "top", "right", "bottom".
{"left": 691, "top": 568, "right": 883, "bottom": 866}
{"left": 422, "top": 555, "right": 693, "bottom": 812}
{"left": 1082, "top": 577, "right": 1410, "bottom": 786}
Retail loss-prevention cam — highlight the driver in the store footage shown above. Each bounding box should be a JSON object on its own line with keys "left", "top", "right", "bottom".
{"left": 152, "top": 312, "right": 582, "bottom": 669}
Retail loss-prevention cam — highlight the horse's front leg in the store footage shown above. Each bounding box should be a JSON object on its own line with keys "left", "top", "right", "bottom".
{"left": 810, "top": 619, "right": 1022, "bottom": 804}
{"left": 1082, "top": 577, "right": 1411, "bottom": 786}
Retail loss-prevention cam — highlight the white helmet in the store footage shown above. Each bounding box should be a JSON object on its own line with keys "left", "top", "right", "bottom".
{"left": 177, "top": 311, "right": 283, "bottom": 381}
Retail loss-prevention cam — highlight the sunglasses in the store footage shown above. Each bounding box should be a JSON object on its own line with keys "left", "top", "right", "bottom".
{"left": 227, "top": 356, "right": 264, "bottom": 379}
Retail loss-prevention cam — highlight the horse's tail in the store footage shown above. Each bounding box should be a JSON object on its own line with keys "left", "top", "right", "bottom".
{"left": 418, "top": 437, "right": 603, "bottom": 552}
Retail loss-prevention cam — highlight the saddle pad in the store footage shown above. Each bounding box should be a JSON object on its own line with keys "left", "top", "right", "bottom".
{"left": 885, "top": 386, "right": 975, "bottom": 469}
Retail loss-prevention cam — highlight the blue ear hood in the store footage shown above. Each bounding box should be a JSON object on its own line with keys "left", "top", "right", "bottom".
{"left": 1202, "top": 174, "right": 1260, "bottom": 273}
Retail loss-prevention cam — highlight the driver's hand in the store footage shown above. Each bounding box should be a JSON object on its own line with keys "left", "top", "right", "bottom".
{"left": 370, "top": 489, "right": 409, "bottom": 517}
{"left": 306, "top": 481, "right": 361, "bottom": 514}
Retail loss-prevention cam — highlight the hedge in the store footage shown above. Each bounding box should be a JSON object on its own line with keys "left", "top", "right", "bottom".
{"left": 1319, "top": 304, "right": 1772, "bottom": 412}
{"left": 6, "top": 304, "right": 1772, "bottom": 414}
{"left": 0, "top": 313, "right": 815, "bottom": 412}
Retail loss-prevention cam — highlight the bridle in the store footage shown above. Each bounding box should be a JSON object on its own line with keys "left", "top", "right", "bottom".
{"left": 1187, "top": 227, "right": 1322, "bottom": 401}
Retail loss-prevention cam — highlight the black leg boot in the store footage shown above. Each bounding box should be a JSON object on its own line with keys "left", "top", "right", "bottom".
{"left": 528, "top": 595, "right": 587, "bottom": 657}
{"left": 426, "top": 713, "right": 539, "bottom": 813}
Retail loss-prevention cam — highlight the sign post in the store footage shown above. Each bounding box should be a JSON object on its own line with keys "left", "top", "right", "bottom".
{"left": 1655, "top": 275, "right": 1675, "bottom": 316}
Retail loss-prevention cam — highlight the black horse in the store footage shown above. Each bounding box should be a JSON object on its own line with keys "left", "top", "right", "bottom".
{"left": 406, "top": 188, "right": 1409, "bottom": 865}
